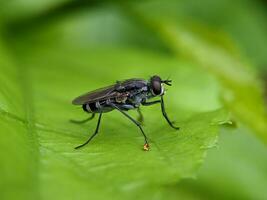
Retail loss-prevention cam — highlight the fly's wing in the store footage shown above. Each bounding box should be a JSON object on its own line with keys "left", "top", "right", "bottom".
{"left": 72, "top": 85, "right": 117, "bottom": 105}
{"left": 72, "top": 78, "right": 148, "bottom": 105}
{"left": 116, "top": 78, "right": 148, "bottom": 91}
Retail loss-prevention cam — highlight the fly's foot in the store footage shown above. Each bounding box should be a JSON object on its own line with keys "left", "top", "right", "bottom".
{"left": 143, "top": 143, "right": 149, "bottom": 151}
{"left": 171, "top": 121, "right": 180, "bottom": 130}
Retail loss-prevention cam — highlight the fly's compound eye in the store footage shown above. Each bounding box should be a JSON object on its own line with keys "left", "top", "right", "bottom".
{"left": 151, "top": 76, "right": 164, "bottom": 96}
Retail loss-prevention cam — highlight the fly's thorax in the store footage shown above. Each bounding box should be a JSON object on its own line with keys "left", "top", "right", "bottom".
{"left": 115, "top": 92, "right": 128, "bottom": 103}
{"left": 116, "top": 87, "right": 149, "bottom": 106}
{"left": 130, "top": 92, "right": 148, "bottom": 107}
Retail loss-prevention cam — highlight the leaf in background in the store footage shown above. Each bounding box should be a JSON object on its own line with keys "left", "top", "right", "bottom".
{"left": 0, "top": 39, "right": 25, "bottom": 119}
{"left": 130, "top": 0, "right": 267, "bottom": 70}
{"left": 0, "top": 0, "right": 70, "bottom": 22}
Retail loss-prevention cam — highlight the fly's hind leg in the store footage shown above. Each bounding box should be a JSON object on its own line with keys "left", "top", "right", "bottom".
{"left": 70, "top": 113, "right": 95, "bottom": 124}
{"left": 75, "top": 113, "right": 102, "bottom": 149}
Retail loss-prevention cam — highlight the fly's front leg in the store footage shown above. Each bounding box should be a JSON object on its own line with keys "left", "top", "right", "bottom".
{"left": 70, "top": 113, "right": 95, "bottom": 124}
{"left": 142, "top": 98, "right": 179, "bottom": 130}
{"left": 160, "top": 96, "right": 179, "bottom": 130}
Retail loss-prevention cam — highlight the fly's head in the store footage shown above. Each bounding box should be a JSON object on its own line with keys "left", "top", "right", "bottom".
{"left": 150, "top": 75, "right": 172, "bottom": 96}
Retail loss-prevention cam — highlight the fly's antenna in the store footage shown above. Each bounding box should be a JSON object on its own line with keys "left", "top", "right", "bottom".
{"left": 162, "top": 79, "right": 172, "bottom": 86}
{"left": 162, "top": 75, "right": 172, "bottom": 86}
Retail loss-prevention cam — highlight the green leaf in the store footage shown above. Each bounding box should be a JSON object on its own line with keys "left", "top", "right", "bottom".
{"left": 0, "top": 37, "right": 229, "bottom": 200}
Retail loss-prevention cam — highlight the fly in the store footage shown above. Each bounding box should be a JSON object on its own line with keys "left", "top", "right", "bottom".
{"left": 72, "top": 75, "right": 179, "bottom": 151}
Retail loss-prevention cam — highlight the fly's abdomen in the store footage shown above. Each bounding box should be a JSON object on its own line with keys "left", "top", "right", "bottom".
{"left": 83, "top": 103, "right": 96, "bottom": 113}
{"left": 83, "top": 101, "right": 113, "bottom": 113}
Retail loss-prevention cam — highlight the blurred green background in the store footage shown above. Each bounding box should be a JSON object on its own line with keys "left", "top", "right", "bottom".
{"left": 1, "top": 0, "right": 267, "bottom": 200}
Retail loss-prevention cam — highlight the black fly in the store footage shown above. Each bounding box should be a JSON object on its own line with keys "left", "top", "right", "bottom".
{"left": 72, "top": 75, "right": 179, "bottom": 151}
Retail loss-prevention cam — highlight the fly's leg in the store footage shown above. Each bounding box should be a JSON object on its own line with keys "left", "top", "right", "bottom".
{"left": 109, "top": 103, "right": 150, "bottom": 151}
{"left": 160, "top": 96, "right": 179, "bottom": 130}
{"left": 70, "top": 113, "right": 95, "bottom": 124}
{"left": 75, "top": 113, "right": 102, "bottom": 149}
{"left": 142, "top": 98, "right": 179, "bottom": 130}
{"left": 137, "top": 108, "right": 144, "bottom": 124}
{"left": 141, "top": 100, "right": 161, "bottom": 106}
